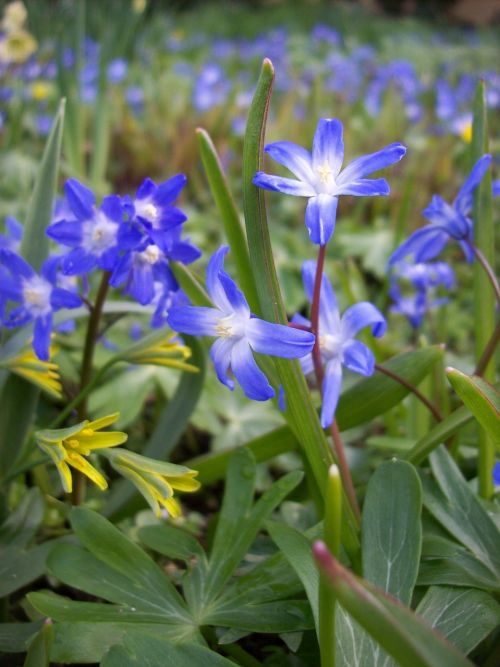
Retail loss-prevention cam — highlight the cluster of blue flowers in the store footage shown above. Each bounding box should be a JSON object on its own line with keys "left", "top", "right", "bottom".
{"left": 0, "top": 173, "right": 199, "bottom": 360}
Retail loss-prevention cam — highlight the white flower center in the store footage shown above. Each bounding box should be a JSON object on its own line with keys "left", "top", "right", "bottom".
{"left": 138, "top": 245, "right": 161, "bottom": 265}
{"left": 135, "top": 199, "right": 160, "bottom": 226}
{"left": 319, "top": 333, "right": 344, "bottom": 361}
{"left": 216, "top": 313, "right": 246, "bottom": 339}
{"left": 23, "top": 275, "right": 52, "bottom": 316}
{"left": 317, "top": 163, "right": 333, "bottom": 184}
{"left": 81, "top": 211, "right": 118, "bottom": 256}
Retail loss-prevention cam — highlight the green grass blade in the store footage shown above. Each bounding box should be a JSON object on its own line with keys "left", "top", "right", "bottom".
{"left": 471, "top": 80, "right": 495, "bottom": 498}
{"left": 196, "top": 127, "right": 259, "bottom": 312}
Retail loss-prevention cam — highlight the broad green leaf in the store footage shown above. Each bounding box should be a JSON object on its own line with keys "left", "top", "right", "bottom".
{"left": 101, "top": 633, "right": 236, "bottom": 667}
{"left": 419, "top": 535, "right": 500, "bottom": 592}
{"left": 69, "top": 508, "right": 189, "bottom": 619}
{"left": 422, "top": 447, "right": 500, "bottom": 580}
{"left": 362, "top": 460, "right": 422, "bottom": 604}
{"left": 138, "top": 524, "right": 204, "bottom": 561}
{"left": 197, "top": 127, "right": 259, "bottom": 312}
{"left": 336, "top": 460, "right": 422, "bottom": 667}
{"left": 315, "top": 545, "right": 473, "bottom": 667}
{"left": 267, "top": 520, "right": 319, "bottom": 632}
{"left": 0, "top": 622, "right": 43, "bottom": 653}
{"left": 405, "top": 405, "right": 473, "bottom": 465}
{"left": 446, "top": 369, "right": 500, "bottom": 447}
{"left": 0, "top": 540, "right": 61, "bottom": 598}
{"left": 416, "top": 586, "right": 500, "bottom": 655}
{"left": 23, "top": 621, "right": 53, "bottom": 667}
{"left": 0, "top": 488, "right": 44, "bottom": 547}
{"left": 205, "top": 600, "right": 314, "bottom": 634}
{"left": 204, "top": 449, "right": 303, "bottom": 602}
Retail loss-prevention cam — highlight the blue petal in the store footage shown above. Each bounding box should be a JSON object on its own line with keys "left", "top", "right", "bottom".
{"left": 64, "top": 179, "right": 95, "bottom": 220}
{"left": 253, "top": 172, "right": 316, "bottom": 197}
{"left": 412, "top": 230, "right": 450, "bottom": 262}
{"left": 305, "top": 194, "right": 338, "bottom": 245}
{"left": 389, "top": 227, "right": 448, "bottom": 266}
{"left": 338, "top": 142, "right": 406, "bottom": 184}
{"left": 454, "top": 154, "right": 492, "bottom": 216}
{"left": 210, "top": 337, "right": 235, "bottom": 390}
{"left": 46, "top": 219, "right": 82, "bottom": 247}
{"left": 118, "top": 222, "right": 143, "bottom": 249}
{"left": 206, "top": 246, "right": 232, "bottom": 312}
{"left": 61, "top": 247, "right": 98, "bottom": 275}
{"left": 493, "top": 462, "right": 500, "bottom": 486}
{"left": 101, "top": 195, "right": 123, "bottom": 223}
{"left": 5, "top": 216, "right": 23, "bottom": 241}
{"left": 342, "top": 339, "right": 375, "bottom": 376}
{"left": 246, "top": 318, "right": 315, "bottom": 358}
{"left": 312, "top": 118, "right": 344, "bottom": 177}
{"left": 167, "top": 306, "right": 220, "bottom": 336}
{"left": 154, "top": 174, "right": 187, "bottom": 206}
{"left": 301, "top": 259, "right": 340, "bottom": 333}
{"left": 422, "top": 196, "right": 468, "bottom": 239}
{"left": 0, "top": 249, "right": 35, "bottom": 279}
{"left": 335, "top": 178, "right": 390, "bottom": 197}
{"left": 98, "top": 247, "right": 120, "bottom": 272}
{"left": 50, "top": 287, "right": 82, "bottom": 310}
{"left": 3, "top": 305, "right": 32, "bottom": 328}
{"left": 157, "top": 207, "right": 188, "bottom": 230}
{"left": 0, "top": 275, "right": 22, "bottom": 301}
{"left": 321, "top": 359, "right": 342, "bottom": 428}
{"left": 129, "top": 263, "right": 155, "bottom": 305}
{"left": 218, "top": 272, "right": 250, "bottom": 318}
{"left": 109, "top": 253, "right": 132, "bottom": 287}
{"left": 264, "top": 141, "right": 314, "bottom": 183}
{"left": 167, "top": 239, "right": 201, "bottom": 264}
{"left": 458, "top": 240, "right": 475, "bottom": 264}
{"left": 340, "top": 302, "right": 387, "bottom": 339}
{"left": 230, "top": 338, "right": 274, "bottom": 401}
{"left": 135, "top": 178, "right": 156, "bottom": 201}
{"left": 278, "top": 385, "right": 286, "bottom": 412}
{"left": 33, "top": 313, "right": 53, "bottom": 361}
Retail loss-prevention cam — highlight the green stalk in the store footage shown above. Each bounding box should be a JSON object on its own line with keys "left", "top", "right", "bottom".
{"left": 471, "top": 80, "right": 495, "bottom": 499}
{"left": 319, "top": 465, "right": 342, "bottom": 667}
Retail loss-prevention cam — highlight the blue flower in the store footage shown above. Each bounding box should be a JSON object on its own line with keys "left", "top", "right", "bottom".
{"left": 46, "top": 179, "right": 140, "bottom": 275}
{"left": 167, "top": 246, "right": 315, "bottom": 401}
{"left": 0, "top": 249, "right": 82, "bottom": 360}
{"left": 493, "top": 462, "right": 500, "bottom": 486}
{"left": 253, "top": 118, "right": 406, "bottom": 245}
{"left": 389, "top": 155, "right": 492, "bottom": 265}
{"left": 294, "top": 260, "right": 386, "bottom": 427}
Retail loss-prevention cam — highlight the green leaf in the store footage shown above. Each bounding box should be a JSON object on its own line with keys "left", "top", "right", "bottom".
{"left": 0, "top": 539, "right": 62, "bottom": 597}
{"left": 405, "top": 405, "right": 473, "bottom": 465}
{"left": 197, "top": 127, "right": 259, "bottom": 312}
{"left": 204, "top": 449, "right": 303, "bottom": 602}
{"left": 101, "top": 634, "right": 236, "bottom": 667}
{"left": 138, "top": 524, "right": 204, "bottom": 562}
{"left": 0, "top": 622, "right": 43, "bottom": 653}
{"left": 446, "top": 369, "right": 500, "bottom": 447}
{"left": 0, "top": 488, "right": 44, "bottom": 547}
{"left": 423, "top": 447, "right": 500, "bottom": 580}
{"left": 205, "top": 600, "right": 314, "bottom": 634}
{"left": 416, "top": 586, "right": 500, "bottom": 655}
{"left": 336, "top": 459, "right": 422, "bottom": 667}
{"left": 267, "top": 520, "right": 319, "bottom": 632}
{"left": 68, "top": 508, "right": 190, "bottom": 619}
{"left": 23, "top": 621, "right": 53, "bottom": 667}
{"left": 336, "top": 347, "right": 443, "bottom": 431}
{"left": 315, "top": 545, "right": 473, "bottom": 667}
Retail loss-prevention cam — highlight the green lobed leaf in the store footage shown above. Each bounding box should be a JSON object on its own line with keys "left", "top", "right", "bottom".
{"left": 422, "top": 447, "right": 500, "bottom": 581}
{"left": 315, "top": 545, "right": 473, "bottom": 667}
{"left": 204, "top": 600, "right": 314, "bottom": 634}
{"left": 0, "top": 539, "right": 63, "bottom": 598}
{"left": 446, "top": 368, "right": 500, "bottom": 448}
{"left": 416, "top": 586, "right": 500, "bottom": 655}
{"left": 138, "top": 523, "right": 204, "bottom": 562}
{"left": 196, "top": 127, "right": 259, "bottom": 312}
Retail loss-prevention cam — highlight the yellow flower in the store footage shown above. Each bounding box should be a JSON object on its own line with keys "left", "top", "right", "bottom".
{"left": 120, "top": 332, "right": 198, "bottom": 372}
{"left": 0, "top": 29, "right": 37, "bottom": 63}
{"left": 132, "top": 0, "right": 147, "bottom": 13}
{"left": 2, "top": 1, "right": 27, "bottom": 33}
{"left": 31, "top": 81, "right": 52, "bottom": 101}
{"left": 0, "top": 345, "right": 62, "bottom": 398}
{"left": 460, "top": 122, "right": 472, "bottom": 144}
{"left": 102, "top": 449, "right": 200, "bottom": 518}
{"left": 36, "top": 413, "right": 127, "bottom": 493}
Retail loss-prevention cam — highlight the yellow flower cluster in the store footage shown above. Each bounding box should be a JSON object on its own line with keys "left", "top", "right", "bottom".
{"left": 0, "top": 344, "right": 62, "bottom": 398}
{"left": 0, "top": 1, "right": 37, "bottom": 64}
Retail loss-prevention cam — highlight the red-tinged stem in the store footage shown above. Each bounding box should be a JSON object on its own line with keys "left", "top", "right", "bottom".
{"left": 310, "top": 245, "right": 361, "bottom": 523}
{"left": 475, "top": 321, "right": 500, "bottom": 377}
{"left": 466, "top": 240, "right": 500, "bottom": 304}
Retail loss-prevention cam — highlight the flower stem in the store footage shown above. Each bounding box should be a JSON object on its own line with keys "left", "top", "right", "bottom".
{"left": 475, "top": 321, "right": 500, "bottom": 377}
{"left": 72, "top": 271, "right": 111, "bottom": 505}
{"left": 310, "top": 245, "right": 361, "bottom": 523}
{"left": 467, "top": 241, "right": 500, "bottom": 304}
{"left": 374, "top": 363, "right": 443, "bottom": 423}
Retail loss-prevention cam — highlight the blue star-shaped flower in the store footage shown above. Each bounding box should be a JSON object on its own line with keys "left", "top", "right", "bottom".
{"left": 167, "top": 246, "right": 315, "bottom": 401}
{"left": 253, "top": 118, "right": 406, "bottom": 245}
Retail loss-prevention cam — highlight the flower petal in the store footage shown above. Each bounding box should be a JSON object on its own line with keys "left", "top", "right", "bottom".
{"left": 167, "top": 306, "right": 220, "bottom": 336}
{"left": 135, "top": 178, "right": 156, "bottom": 201}
{"left": 206, "top": 245, "right": 232, "bottom": 311}
{"left": 340, "top": 302, "right": 387, "bottom": 339}
{"left": 305, "top": 194, "right": 338, "bottom": 245}
{"left": 230, "top": 338, "right": 274, "bottom": 401}
{"left": 154, "top": 174, "right": 187, "bottom": 206}
{"left": 46, "top": 220, "right": 82, "bottom": 247}
{"left": 338, "top": 142, "right": 406, "bottom": 184}
{"left": 253, "top": 172, "right": 316, "bottom": 197}
{"left": 0, "top": 249, "right": 35, "bottom": 279}
{"left": 61, "top": 247, "right": 97, "bottom": 275}
{"left": 389, "top": 226, "right": 449, "bottom": 266}
{"left": 264, "top": 141, "right": 314, "bottom": 183}
{"left": 321, "top": 359, "right": 342, "bottom": 428}
{"left": 50, "top": 287, "right": 82, "bottom": 310}
{"left": 246, "top": 317, "right": 315, "bottom": 358}
{"left": 218, "top": 272, "right": 250, "bottom": 318}
{"left": 100, "top": 195, "right": 123, "bottom": 223}
{"left": 342, "top": 339, "right": 375, "bottom": 376}
{"left": 335, "top": 178, "right": 390, "bottom": 197}
{"left": 301, "top": 259, "right": 341, "bottom": 334}
{"left": 454, "top": 154, "right": 492, "bottom": 216}
{"left": 64, "top": 179, "right": 95, "bottom": 220}
{"left": 210, "top": 337, "right": 235, "bottom": 390}
{"left": 33, "top": 313, "right": 53, "bottom": 361}
{"left": 312, "top": 118, "right": 344, "bottom": 178}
